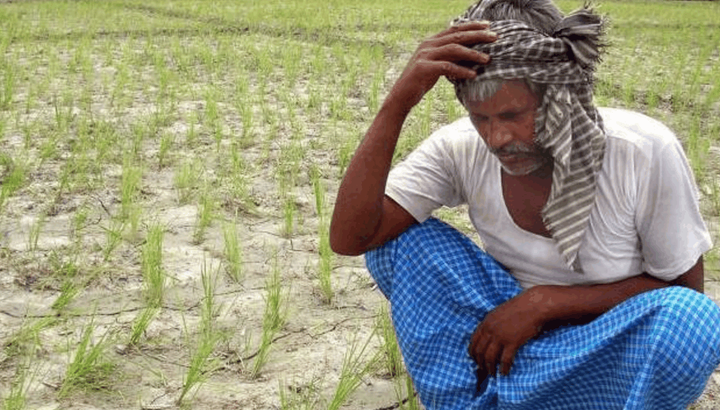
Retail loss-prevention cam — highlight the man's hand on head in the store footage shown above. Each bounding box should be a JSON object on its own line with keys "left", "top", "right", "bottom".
{"left": 389, "top": 21, "right": 497, "bottom": 113}
{"left": 468, "top": 290, "right": 549, "bottom": 378}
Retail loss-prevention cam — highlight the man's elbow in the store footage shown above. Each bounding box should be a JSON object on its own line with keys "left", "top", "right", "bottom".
{"left": 329, "top": 224, "right": 367, "bottom": 257}
{"left": 669, "top": 256, "right": 704, "bottom": 293}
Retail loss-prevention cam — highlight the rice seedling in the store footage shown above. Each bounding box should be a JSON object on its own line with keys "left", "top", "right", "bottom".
{"left": 394, "top": 372, "right": 420, "bottom": 410}
{"left": 367, "top": 71, "right": 383, "bottom": 115}
{"left": 26, "top": 213, "right": 45, "bottom": 253}
{"left": 278, "top": 377, "right": 325, "bottom": 410}
{"left": 174, "top": 159, "right": 202, "bottom": 204}
{"left": 101, "top": 218, "right": 125, "bottom": 261}
{"left": 51, "top": 280, "right": 80, "bottom": 311}
{"left": 238, "top": 100, "right": 254, "bottom": 148}
{"left": 0, "top": 154, "right": 26, "bottom": 211}
{"left": 327, "top": 332, "right": 378, "bottom": 410}
{"left": 317, "top": 218, "right": 334, "bottom": 304}
{"left": 228, "top": 144, "right": 254, "bottom": 213}
{"left": 142, "top": 223, "right": 165, "bottom": 308}
{"left": 177, "top": 260, "right": 222, "bottom": 405}
{"left": 374, "top": 303, "right": 403, "bottom": 378}
{"left": 59, "top": 316, "right": 116, "bottom": 398}
{"left": 204, "top": 87, "right": 223, "bottom": 150}
{"left": 129, "top": 306, "right": 159, "bottom": 346}
{"left": 120, "top": 155, "right": 143, "bottom": 221}
{"left": 3, "top": 317, "right": 55, "bottom": 359}
{"left": 282, "top": 194, "right": 296, "bottom": 239}
{"left": 222, "top": 220, "right": 243, "bottom": 283}
{"left": 251, "top": 253, "right": 288, "bottom": 378}
{"left": 193, "top": 186, "right": 216, "bottom": 244}
{"left": 71, "top": 204, "right": 89, "bottom": 241}
{"left": 282, "top": 46, "right": 303, "bottom": 87}
{"left": 277, "top": 155, "right": 299, "bottom": 238}
{"left": 0, "top": 113, "right": 7, "bottom": 143}
{"left": 158, "top": 131, "right": 174, "bottom": 168}
{"left": 126, "top": 204, "right": 143, "bottom": 243}
{"left": 0, "top": 62, "right": 15, "bottom": 111}
{"left": 309, "top": 165, "right": 324, "bottom": 218}
{"left": 2, "top": 346, "right": 41, "bottom": 410}
{"left": 336, "top": 132, "right": 359, "bottom": 177}
{"left": 185, "top": 112, "right": 199, "bottom": 148}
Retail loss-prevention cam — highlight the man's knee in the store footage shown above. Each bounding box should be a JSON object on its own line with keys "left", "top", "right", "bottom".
{"left": 653, "top": 287, "right": 720, "bottom": 374}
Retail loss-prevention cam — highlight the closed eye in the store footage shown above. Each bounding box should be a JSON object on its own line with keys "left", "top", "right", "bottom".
{"left": 499, "top": 112, "right": 518, "bottom": 121}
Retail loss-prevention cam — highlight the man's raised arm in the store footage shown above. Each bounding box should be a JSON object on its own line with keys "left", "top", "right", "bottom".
{"left": 329, "top": 22, "right": 497, "bottom": 256}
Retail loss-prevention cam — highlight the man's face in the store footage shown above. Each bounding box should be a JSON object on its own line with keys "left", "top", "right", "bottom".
{"left": 466, "top": 80, "right": 550, "bottom": 176}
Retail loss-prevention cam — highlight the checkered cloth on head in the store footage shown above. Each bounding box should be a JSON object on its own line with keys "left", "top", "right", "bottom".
{"left": 449, "top": 7, "right": 607, "bottom": 271}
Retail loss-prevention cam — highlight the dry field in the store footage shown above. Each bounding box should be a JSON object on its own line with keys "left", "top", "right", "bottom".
{"left": 0, "top": 0, "right": 719, "bottom": 409}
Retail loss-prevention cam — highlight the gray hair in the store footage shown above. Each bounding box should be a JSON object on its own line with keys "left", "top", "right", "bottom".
{"left": 472, "top": 0, "right": 563, "bottom": 36}
{"left": 454, "top": 0, "right": 562, "bottom": 105}
{"left": 457, "top": 78, "right": 546, "bottom": 108}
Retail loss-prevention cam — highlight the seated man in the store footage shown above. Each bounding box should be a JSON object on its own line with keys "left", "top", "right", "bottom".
{"left": 329, "top": 0, "right": 720, "bottom": 408}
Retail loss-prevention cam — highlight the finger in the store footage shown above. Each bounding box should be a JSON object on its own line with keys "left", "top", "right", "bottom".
{"left": 484, "top": 341, "right": 502, "bottom": 375}
{"left": 425, "top": 43, "right": 490, "bottom": 66}
{"left": 431, "top": 28, "right": 498, "bottom": 48}
{"left": 499, "top": 344, "right": 518, "bottom": 376}
{"left": 433, "top": 20, "right": 491, "bottom": 38}
{"left": 428, "top": 60, "right": 477, "bottom": 81}
{"left": 469, "top": 330, "right": 490, "bottom": 366}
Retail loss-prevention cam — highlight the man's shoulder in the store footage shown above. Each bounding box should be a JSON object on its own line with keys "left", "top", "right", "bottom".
{"left": 598, "top": 107, "right": 679, "bottom": 154}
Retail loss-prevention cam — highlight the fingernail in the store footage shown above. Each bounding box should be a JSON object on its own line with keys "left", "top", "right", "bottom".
{"left": 488, "top": 31, "right": 497, "bottom": 38}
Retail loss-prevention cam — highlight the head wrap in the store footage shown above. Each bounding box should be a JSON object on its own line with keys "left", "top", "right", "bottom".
{"left": 450, "top": 4, "right": 607, "bottom": 271}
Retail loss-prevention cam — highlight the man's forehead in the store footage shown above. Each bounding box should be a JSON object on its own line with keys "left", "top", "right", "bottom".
{"left": 465, "top": 80, "right": 537, "bottom": 112}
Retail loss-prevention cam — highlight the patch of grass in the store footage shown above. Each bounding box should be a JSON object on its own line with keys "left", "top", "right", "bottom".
{"left": 129, "top": 306, "right": 159, "bottom": 346}
{"left": 3, "top": 317, "right": 55, "bottom": 359}
{"left": 374, "top": 303, "right": 403, "bottom": 378}
{"left": 101, "top": 217, "right": 125, "bottom": 261}
{"left": 193, "top": 186, "right": 216, "bottom": 244}
{"left": 394, "top": 372, "right": 420, "bottom": 410}
{"left": 174, "top": 159, "right": 201, "bottom": 204}
{"left": 278, "top": 376, "right": 325, "bottom": 410}
{"left": 59, "top": 316, "right": 116, "bottom": 398}
{"left": 158, "top": 131, "right": 174, "bottom": 168}
{"left": 327, "top": 332, "right": 378, "bottom": 410}
{"left": 52, "top": 280, "right": 80, "bottom": 311}
{"left": 142, "top": 223, "right": 166, "bottom": 308}
{"left": 0, "top": 154, "right": 26, "bottom": 211}
{"left": 317, "top": 218, "right": 334, "bottom": 305}
{"left": 2, "top": 346, "right": 41, "bottom": 410}
{"left": 222, "top": 220, "right": 243, "bottom": 283}
{"left": 251, "top": 252, "right": 288, "bottom": 378}
{"left": 26, "top": 213, "right": 45, "bottom": 253}
{"left": 177, "top": 260, "right": 222, "bottom": 406}
{"left": 120, "top": 155, "right": 143, "bottom": 221}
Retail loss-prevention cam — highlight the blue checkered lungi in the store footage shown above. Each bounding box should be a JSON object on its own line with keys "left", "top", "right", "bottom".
{"left": 365, "top": 218, "right": 720, "bottom": 409}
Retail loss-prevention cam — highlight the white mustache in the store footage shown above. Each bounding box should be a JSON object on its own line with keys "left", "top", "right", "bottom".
{"left": 489, "top": 142, "right": 538, "bottom": 157}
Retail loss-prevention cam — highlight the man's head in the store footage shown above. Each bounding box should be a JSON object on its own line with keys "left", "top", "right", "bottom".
{"left": 453, "top": 0, "right": 564, "bottom": 175}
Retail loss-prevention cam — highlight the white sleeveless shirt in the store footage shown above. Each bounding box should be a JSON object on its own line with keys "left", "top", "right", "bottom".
{"left": 386, "top": 108, "right": 712, "bottom": 289}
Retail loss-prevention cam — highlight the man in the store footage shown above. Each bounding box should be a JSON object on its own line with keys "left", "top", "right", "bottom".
{"left": 330, "top": 0, "right": 720, "bottom": 408}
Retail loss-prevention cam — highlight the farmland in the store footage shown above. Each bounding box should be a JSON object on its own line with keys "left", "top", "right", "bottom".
{"left": 0, "top": 0, "right": 719, "bottom": 409}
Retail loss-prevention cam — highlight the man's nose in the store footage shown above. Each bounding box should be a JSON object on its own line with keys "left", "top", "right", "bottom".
{"left": 485, "top": 121, "right": 513, "bottom": 151}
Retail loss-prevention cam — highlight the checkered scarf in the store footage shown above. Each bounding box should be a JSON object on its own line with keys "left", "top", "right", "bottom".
{"left": 450, "top": 6, "right": 607, "bottom": 271}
